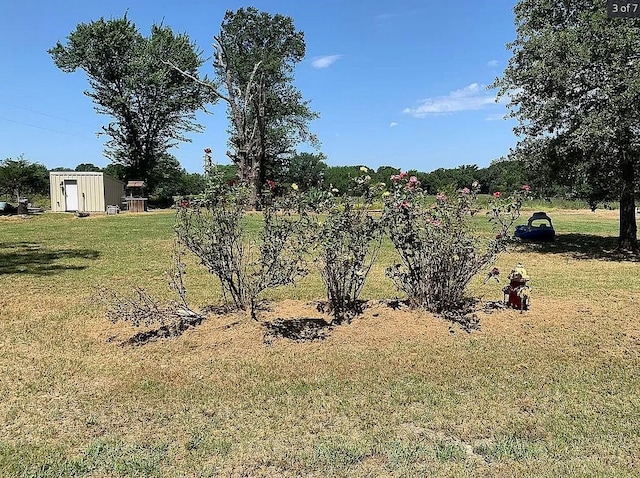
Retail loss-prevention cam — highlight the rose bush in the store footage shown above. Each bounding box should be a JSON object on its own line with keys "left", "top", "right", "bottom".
{"left": 174, "top": 149, "right": 311, "bottom": 319}
{"left": 310, "top": 169, "right": 383, "bottom": 323}
{"left": 383, "top": 174, "right": 524, "bottom": 313}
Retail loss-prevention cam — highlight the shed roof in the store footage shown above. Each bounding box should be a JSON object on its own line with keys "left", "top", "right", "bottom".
{"left": 126, "top": 181, "right": 146, "bottom": 188}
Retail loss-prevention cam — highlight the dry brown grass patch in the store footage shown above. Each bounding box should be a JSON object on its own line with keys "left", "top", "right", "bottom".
{"left": 1, "top": 209, "right": 639, "bottom": 476}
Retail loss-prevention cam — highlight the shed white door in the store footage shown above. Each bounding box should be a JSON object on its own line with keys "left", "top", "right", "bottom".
{"left": 64, "top": 180, "right": 79, "bottom": 211}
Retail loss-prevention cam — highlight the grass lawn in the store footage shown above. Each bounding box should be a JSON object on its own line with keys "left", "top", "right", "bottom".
{"left": 0, "top": 208, "right": 639, "bottom": 477}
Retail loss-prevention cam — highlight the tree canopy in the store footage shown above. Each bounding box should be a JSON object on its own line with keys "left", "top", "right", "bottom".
{"left": 49, "top": 15, "right": 213, "bottom": 190}
{"left": 493, "top": 0, "right": 640, "bottom": 249}
{"left": 212, "top": 7, "right": 318, "bottom": 207}
{"left": 75, "top": 163, "right": 102, "bottom": 172}
{"left": 0, "top": 156, "right": 49, "bottom": 202}
{"left": 283, "top": 152, "right": 327, "bottom": 190}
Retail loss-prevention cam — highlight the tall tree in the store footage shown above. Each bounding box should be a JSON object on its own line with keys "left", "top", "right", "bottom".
{"left": 49, "top": 15, "right": 212, "bottom": 190}
{"left": 213, "top": 7, "right": 319, "bottom": 207}
{"left": 493, "top": 0, "right": 640, "bottom": 249}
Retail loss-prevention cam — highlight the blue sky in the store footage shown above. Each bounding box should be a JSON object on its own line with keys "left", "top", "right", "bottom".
{"left": 1, "top": 0, "right": 519, "bottom": 174}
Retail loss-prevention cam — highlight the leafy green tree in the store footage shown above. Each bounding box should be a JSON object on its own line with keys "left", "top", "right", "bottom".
{"left": 323, "top": 166, "right": 363, "bottom": 194}
{"left": 284, "top": 152, "right": 327, "bottom": 190}
{"left": 49, "top": 15, "right": 213, "bottom": 191}
{"left": 477, "top": 160, "right": 528, "bottom": 195}
{"left": 420, "top": 168, "right": 457, "bottom": 194}
{"left": 493, "top": 0, "right": 640, "bottom": 249}
{"left": 371, "top": 166, "right": 401, "bottom": 187}
{"left": 147, "top": 154, "right": 186, "bottom": 205}
{"left": 420, "top": 165, "right": 480, "bottom": 194}
{"left": 75, "top": 163, "right": 102, "bottom": 172}
{"left": 213, "top": 7, "right": 318, "bottom": 207}
{"left": 102, "top": 163, "right": 127, "bottom": 182}
{"left": 181, "top": 172, "right": 207, "bottom": 196}
{"left": 0, "top": 156, "right": 49, "bottom": 201}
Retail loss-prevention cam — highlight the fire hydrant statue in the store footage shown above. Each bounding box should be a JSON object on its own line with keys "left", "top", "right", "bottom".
{"left": 503, "top": 263, "right": 531, "bottom": 311}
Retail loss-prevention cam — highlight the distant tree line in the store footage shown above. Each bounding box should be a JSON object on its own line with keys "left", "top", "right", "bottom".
{"left": 274, "top": 153, "right": 534, "bottom": 197}
{"left": 0, "top": 152, "right": 620, "bottom": 208}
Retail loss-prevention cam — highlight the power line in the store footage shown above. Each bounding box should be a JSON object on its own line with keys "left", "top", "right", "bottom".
{"left": 0, "top": 100, "right": 95, "bottom": 127}
{"left": 0, "top": 116, "right": 98, "bottom": 141}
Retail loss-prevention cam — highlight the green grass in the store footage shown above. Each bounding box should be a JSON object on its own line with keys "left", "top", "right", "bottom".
{"left": 0, "top": 208, "right": 639, "bottom": 477}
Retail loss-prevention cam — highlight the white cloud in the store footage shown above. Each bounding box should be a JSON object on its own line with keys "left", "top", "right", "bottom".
{"left": 403, "top": 83, "right": 498, "bottom": 118}
{"left": 389, "top": 121, "right": 398, "bottom": 127}
{"left": 487, "top": 59, "right": 499, "bottom": 67}
{"left": 311, "top": 55, "right": 342, "bottom": 69}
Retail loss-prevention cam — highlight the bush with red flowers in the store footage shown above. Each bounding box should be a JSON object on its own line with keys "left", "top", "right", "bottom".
{"left": 382, "top": 175, "right": 525, "bottom": 313}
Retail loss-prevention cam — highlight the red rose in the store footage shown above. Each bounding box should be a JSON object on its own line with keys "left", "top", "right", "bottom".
{"left": 493, "top": 191, "right": 501, "bottom": 198}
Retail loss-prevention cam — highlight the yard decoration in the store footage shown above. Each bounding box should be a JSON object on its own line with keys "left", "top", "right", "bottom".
{"left": 514, "top": 211, "right": 555, "bottom": 242}
{"left": 503, "top": 263, "right": 531, "bottom": 311}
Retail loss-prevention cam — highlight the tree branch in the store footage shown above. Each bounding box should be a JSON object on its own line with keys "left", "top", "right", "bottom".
{"left": 162, "top": 60, "right": 231, "bottom": 104}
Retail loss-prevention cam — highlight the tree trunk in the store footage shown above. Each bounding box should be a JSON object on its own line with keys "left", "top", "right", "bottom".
{"left": 618, "top": 151, "right": 637, "bottom": 251}
{"left": 251, "top": 177, "right": 262, "bottom": 211}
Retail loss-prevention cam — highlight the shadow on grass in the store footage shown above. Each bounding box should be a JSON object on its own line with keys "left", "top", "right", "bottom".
{"left": 263, "top": 318, "right": 334, "bottom": 344}
{"left": 117, "top": 315, "right": 206, "bottom": 346}
{"left": 513, "top": 234, "right": 639, "bottom": 262}
{"left": 0, "top": 241, "right": 100, "bottom": 275}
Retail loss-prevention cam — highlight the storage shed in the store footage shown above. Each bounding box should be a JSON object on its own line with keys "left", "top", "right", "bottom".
{"left": 49, "top": 171, "right": 125, "bottom": 213}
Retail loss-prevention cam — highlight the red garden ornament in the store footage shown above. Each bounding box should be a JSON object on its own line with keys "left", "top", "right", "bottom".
{"left": 502, "top": 263, "right": 531, "bottom": 312}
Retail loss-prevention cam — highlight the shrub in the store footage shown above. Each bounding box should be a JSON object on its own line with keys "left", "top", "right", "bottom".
{"left": 311, "top": 169, "right": 383, "bottom": 323}
{"left": 383, "top": 174, "right": 523, "bottom": 313}
{"left": 174, "top": 151, "right": 310, "bottom": 319}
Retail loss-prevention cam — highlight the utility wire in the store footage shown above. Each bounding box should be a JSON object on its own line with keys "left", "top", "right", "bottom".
{"left": 0, "top": 100, "right": 95, "bottom": 127}
{"left": 0, "top": 116, "right": 98, "bottom": 141}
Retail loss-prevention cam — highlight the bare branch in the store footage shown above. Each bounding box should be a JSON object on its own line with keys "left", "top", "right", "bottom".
{"left": 163, "top": 59, "right": 231, "bottom": 103}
